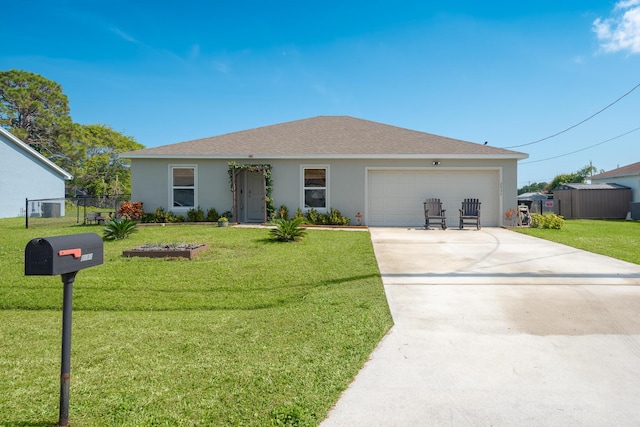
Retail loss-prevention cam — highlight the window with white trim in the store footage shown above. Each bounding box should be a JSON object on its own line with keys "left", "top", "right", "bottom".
{"left": 303, "top": 166, "right": 328, "bottom": 211}
{"left": 171, "top": 166, "right": 196, "bottom": 208}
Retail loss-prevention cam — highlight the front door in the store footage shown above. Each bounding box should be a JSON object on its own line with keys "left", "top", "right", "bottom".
{"left": 245, "top": 171, "right": 265, "bottom": 222}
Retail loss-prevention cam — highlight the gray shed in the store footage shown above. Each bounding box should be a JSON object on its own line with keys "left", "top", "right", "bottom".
{"left": 517, "top": 192, "right": 554, "bottom": 214}
{"left": 554, "top": 183, "right": 631, "bottom": 219}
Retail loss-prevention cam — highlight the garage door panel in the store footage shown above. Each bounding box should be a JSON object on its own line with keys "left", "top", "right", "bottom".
{"left": 368, "top": 170, "right": 499, "bottom": 227}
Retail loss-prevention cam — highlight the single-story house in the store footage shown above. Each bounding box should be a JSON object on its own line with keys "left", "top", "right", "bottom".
{"left": 590, "top": 162, "right": 640, "bottom": 219}
{"left": 590, "top": 162, "right": 640, "bottom": 201}
{"left": 554, "top": 183, "right": 631, "bottom": 219}
{"left": 0, "top": 127, "right": 72, "bottom": 219}
{"left": 122, "top": 116, "right": 528, "bottom": 227}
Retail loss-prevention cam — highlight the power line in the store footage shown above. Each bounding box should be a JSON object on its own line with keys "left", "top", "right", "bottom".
{"left": 519, "top": 125, "right": 640, "bottom": 164}
{"left": 503, "top": 81, "right": 640, "bottom": 149}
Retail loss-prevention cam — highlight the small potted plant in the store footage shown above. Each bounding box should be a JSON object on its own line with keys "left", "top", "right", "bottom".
{"left": 217, "top": 216, "right": 229, "bottom": 227}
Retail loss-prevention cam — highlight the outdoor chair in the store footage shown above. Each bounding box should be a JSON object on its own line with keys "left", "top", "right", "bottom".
{"left": 86, "top": 212, "right": 106, "bottom": 225}
{"left": 459, "top": 198, "right": 481, "bottom": 230}
{"left": 423, "top": 198, "right": 447, "bottom": 230}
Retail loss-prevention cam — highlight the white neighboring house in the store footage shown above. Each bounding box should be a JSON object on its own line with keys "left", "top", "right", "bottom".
{"left": 0, "top": 127, "right": 72, "bottom": 219}
{"left": 590, "top": 162, "right": 640, "bottom": 202}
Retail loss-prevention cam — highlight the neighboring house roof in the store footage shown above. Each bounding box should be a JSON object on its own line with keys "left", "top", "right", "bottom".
{"left": 590, "top": 161, "right": 640, "bottom": 180}
{"left": 0, "top": 127, "right": 72, "bottom": 180}
{"left": 556, "top": 183, "right": 630, "bottom": 190}
{"left": 518, "top": 192, "right": 551, "bottom": 201}
{"left": 122, "top": 116, "right": 528, "bottom": 160}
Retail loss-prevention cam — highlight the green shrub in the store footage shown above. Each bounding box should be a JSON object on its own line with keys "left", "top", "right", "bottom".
{"left": 102, "top": 218, "right": 138, "bottom": 241}
{"left": 206, "top": 207, "right": 219, "bottom": 222}
{"left": 143, "top": 206, "right": 179, "bottom": 223}
{"left": 270, "top": 217, "right": 307, "bottom": 242}
{"left": 530, "top": 213, "right": 564, "bottom": 229}
{"left": 306, "top": 208, "right": 321, "bottom": 224}
{"left": 546, "top": 214, "right": 565, "bottom": 229}
{"left": 140, "top": 212, "right": 155, "bottom": 223}
{"left": 327, "top": 208, "right": 350, "bottom": 225}
{"left": 187, "top": 206, "right": 205, "bottom": 222}
{"left": 304, "top": 207, "right": 350, "bottom": 226}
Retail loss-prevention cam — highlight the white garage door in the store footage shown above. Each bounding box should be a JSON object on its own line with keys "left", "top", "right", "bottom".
{"left": 367, "top": 169, "right": 500, "bottom": 227}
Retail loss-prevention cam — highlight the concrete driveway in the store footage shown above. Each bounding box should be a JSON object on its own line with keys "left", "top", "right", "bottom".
{"left": 321, "top": 227, "right": 640, "bottom": 427}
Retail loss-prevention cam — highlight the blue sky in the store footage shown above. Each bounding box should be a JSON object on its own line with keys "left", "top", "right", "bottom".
{"left": 2, "top": 1, "right": 639, "bottom": 188}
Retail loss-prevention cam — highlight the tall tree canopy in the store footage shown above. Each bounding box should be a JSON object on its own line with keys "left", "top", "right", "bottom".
{"left": 546, "top": 164, "right": 600, "bottom": 192}
{"left": 1, "top": 69, "right": 145, "bottom": 196}
{"left": 65, "top": 124, "right": 144, "bottom": 197}
{"left": 0, "top": 69, "right": 72, "bottom": 158}
{"left": 518, "top": 181, "right": 548, "bottom": 195}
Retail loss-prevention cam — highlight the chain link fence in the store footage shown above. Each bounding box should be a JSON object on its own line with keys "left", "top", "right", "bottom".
{"left": 24, "top": 195, "right": 130, "bottom": 229}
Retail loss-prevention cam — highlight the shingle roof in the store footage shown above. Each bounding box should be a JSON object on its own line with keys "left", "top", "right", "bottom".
{"left": 123, "top": 116, "right": 528, "bottom": 159}
{"left": 590, "top": 161, "right": 640, "bottom": 179}
{"left": 518, "top": 192, "right": 551, "bottom": 200}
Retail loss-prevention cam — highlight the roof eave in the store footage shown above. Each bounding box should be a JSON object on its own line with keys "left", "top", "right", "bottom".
{"left": 0, "top": 127, "right": 73, "bottom": 180}
{"left": 591, "top": 172, "right": 640, "bottom": 180}
{"left": 122, "top": 153, "right": 529, "bottom": 160}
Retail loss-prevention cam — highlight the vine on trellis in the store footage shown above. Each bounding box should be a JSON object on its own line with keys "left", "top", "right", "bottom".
{"left": 228, "top": 162, "right": 275, "bottom": 220}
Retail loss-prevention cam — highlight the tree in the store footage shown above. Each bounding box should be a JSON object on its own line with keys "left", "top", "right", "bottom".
{"left": 518, "top": 181, "right": 548, "bottom": 195}
{"left": 546, "top": 164, "right": 600, "bottom": 192}
{"left": 0, "top": 69, "right": 72, "bottom": 158}
{"left": 64, "top": 123, "right": 144, "bottom": 197}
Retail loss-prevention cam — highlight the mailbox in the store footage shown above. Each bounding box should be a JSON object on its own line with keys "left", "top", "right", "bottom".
{"left": 25, "top": 233, "right": 104, "bottom": 276}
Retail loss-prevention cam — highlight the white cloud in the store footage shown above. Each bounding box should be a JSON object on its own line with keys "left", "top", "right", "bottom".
{"left": 594, "top": 0, "right": 640, "bottom": 54}
{"left": 110, "top": 27, "right": 138, "bottom": 44}
{"left": 616, "top": 0, "right": 640, "bottom": 10}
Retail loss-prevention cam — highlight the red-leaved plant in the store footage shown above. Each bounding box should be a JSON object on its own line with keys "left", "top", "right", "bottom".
{"left": 118, "top": 201, "right": 144, "bottom": 220}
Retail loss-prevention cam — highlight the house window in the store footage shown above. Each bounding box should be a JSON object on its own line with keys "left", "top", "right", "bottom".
{"left": 171, "top": 166, "right": 196, "bottom": 208}
{"left": 303, "top": 167, "right": 328, "bottom": 210}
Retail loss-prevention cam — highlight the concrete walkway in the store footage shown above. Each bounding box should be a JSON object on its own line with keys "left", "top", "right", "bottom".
{"left": 321, "top": 227, "right": 640, "bottom": 427}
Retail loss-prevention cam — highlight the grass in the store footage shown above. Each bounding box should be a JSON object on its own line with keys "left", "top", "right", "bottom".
{"left": 512, "top": 219, "right": 640, "bottom": 265}
{"left": 0, "top": 217, "right": 393, "bottom": 426}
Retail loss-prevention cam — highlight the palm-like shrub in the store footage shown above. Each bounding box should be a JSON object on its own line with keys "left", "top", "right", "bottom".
{"left": 270, "top": 217, "right": 307, "bottom": 242}
{"left": 103, "top": 218, "right": 138, "bottom": 241}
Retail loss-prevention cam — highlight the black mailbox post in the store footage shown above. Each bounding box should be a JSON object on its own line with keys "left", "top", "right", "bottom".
{"left": 25, "top": 233, "right": 103, "bottom": 427}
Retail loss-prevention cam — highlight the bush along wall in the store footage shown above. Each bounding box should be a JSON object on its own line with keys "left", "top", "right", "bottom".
{"left": 139, "top": 206, "right": 231, "bottom": 223}
{"left": 288, "top": 207, "right": 351, "bottom": 226}
{"left": 529, "top": 213, "right": 564, "bottom": 229}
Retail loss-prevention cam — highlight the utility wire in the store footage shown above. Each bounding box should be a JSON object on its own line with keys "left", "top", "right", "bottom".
{"left": 519, "top": 125, "right": 640, "bottom": 164}
{"left": 503, "top": 81, "right": 640, "bottom": 149}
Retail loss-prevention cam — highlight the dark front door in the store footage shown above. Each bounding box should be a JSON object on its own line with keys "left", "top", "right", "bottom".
{"left": 244, "top": 170, "right": 265, "bottom": 222}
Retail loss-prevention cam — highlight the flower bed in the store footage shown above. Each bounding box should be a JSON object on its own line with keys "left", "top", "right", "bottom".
{"left": 123, "top": 243, "right": 209, "bottom": 259}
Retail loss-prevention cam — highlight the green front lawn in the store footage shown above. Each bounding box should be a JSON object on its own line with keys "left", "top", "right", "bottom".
{"left": 513, "top": 219, "right": 640, "bottom": 265}
{"left": 0, "top": 219, "right": 392, "bottom": 426}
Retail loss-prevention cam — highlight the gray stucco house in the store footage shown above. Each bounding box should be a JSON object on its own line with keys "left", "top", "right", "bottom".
{"left": 0, "top": 127, "right": 72, "bottom": 219}
{"left": 122, "top": 116, "right": 528, "bottom": 227}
